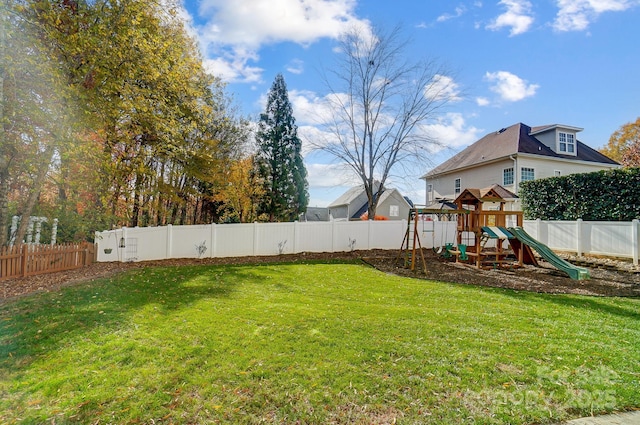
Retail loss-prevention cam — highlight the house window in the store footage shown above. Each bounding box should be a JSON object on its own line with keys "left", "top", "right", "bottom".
{"left": 427, "top": 184, "right": 433, "bottom": 203}
{"left": 389, "top": 205, "right": 399, "bottom": 217}
{"left": 454, "top": 178, "right": 461, "bottom": 194}
{"left": 554, "top": 170, "right": 561, "bottom": 177}
{"left": 558, "top": 132, "right": 575, "bottom": 154}
{"left": 503, "top": 168, "right": 514, "bottom": 186}
{"left": 521, "top": 167, "right": 535, "bottom": 182}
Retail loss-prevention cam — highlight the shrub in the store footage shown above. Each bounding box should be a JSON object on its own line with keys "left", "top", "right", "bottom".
{"left": 520, "top": 167, "right": 640, "bottom": 221}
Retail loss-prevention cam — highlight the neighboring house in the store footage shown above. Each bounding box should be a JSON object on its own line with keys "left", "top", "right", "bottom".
{"left": 422, "top": 123, "right": 620, "bottom": 210}
{"left": 300, "top": 207, "right": 331, "bottom": 222}
{"left": 328, "top": 182, "right": 413, "bottom": 221}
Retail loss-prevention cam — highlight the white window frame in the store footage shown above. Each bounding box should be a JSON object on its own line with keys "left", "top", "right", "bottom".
{"left": 427, "top": 184, "right": 433, "bottom": 203}
{"left": 503, "top": 167, "right": 514, "bottom": 186}
{"left": 558, "top": 131, "right": 576, "bottom": 154}
{"left": 454, "top": 178, "right": 461, "bottom": 195}
{"left": 389, "top": 205, "right": 399, "bottom": 217}
{"left": 521, "top": 167, "right": 535, "bottom": 182}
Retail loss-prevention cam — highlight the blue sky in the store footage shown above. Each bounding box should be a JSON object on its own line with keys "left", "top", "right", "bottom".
{"left": 180, "top": 0, "right": 640, "bottom": 207}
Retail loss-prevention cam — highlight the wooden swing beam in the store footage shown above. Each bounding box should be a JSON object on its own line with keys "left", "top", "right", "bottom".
{"left": 397, "top": 208, "right": 469, "bottom": 273}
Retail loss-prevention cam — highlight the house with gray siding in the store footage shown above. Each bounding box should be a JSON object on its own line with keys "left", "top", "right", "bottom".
{"left": 328, "top": 182, "right": 413, "bottom": 221}
{"left": 422, "top": 123, "right": 619, "bottom": 210}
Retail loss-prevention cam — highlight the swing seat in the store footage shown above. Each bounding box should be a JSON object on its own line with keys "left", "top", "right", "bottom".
{"left": 433, "top": 243, "right": 455, "bottom": 257}
{"left": 443, "top": 243, "right": 454, "bottom": 258}
{"left": 458, "top": 244, "right": 468, "bottom": 261}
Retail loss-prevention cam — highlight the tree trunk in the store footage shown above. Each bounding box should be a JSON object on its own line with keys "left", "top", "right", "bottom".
{"left": 0, "top": 17, "right": 7, "bottom": 246}
{"left": 13, "top": 145, "right": 56, "bottom": 245}
{"left": 0, "top": 161, "right": 9, "bottom": 246}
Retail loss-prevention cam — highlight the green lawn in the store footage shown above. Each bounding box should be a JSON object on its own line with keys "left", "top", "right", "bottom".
{"left": 1, "top": 260, "right": 638, "bottom": 424}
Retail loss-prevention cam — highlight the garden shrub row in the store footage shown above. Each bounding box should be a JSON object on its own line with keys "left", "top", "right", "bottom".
{"left": 520, "top": 167, "right": 640, "bottom": 221}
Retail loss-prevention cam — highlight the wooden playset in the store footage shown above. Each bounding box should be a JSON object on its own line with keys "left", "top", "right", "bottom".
{"left": 448, "top": 186, "right": 536, "bottom": 269}
{"left": 398, "top": 185, "right": 536, "bottom": 272}
{"left": 398, "top": 184, "right": 589, "bottom": 279}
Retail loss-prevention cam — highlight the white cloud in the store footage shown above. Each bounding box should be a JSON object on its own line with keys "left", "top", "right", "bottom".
{"left": 305, "top": 163, "right": 359, "bottom": 188}
{"left": 437, "top": 6, "right": 467, "bottom": 22}
{"left": 424, "top": 74, "right": 463, "bottom": 102}
{"left": 486, "top": 0, "right": 534, "bottom": 35}
{"left": 476, "top": 97, "right": 490, "bottom": 106}
{"left": 289, "top": 90, "right": 336, "bottom": 125}
{"left": 203, "top": 54, "right": 263, "bottom": 83}
{"left": 553, "top": 0, "right": 640, "bottom": 31}
{"left": 485, "top": 71, "right": 539, "bottom": 102}
{"left": 194, "top": 0, "right": 370, "bottom": 82}
{"left": 286, "top": 59, "right": 305, "bottom": 75}
{"left": 419, "top": 113, "right": 483, "bottom": 153}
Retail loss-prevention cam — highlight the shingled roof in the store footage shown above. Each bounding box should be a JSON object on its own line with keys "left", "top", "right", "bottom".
{"left": 424, "top": 123, "right": 618, "bottom": 177}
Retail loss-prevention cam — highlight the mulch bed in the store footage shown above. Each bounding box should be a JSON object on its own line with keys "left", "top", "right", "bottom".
{"left": 2, "top": 249, "right": 639, "bottom": 303}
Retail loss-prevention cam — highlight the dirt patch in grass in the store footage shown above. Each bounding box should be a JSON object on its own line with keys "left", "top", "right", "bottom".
{"left": 2, "top": 249, "right": 639, "bottom": 302}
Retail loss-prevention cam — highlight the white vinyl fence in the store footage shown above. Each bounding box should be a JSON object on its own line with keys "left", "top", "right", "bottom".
{"left": 95, "top": 219, "right": 640, "bottom": 265}
{"left": 96, "top": 220, "right": 412, "bottom": 263}
{"left": 523, "top": 219, "right": 640, "bottom": 265}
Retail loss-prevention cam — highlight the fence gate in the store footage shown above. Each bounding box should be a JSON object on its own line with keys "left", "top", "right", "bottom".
{"left": 125, "top": 238, "right": 138, "bottom": 262}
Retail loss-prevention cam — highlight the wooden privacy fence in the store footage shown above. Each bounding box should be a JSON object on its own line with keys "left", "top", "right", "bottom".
{"left": 0, "top": 243, "right": 95, "bottom": 281}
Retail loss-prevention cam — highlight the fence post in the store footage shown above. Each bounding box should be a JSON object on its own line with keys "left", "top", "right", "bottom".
{"left": 21, "top": 244, "right": 28, "bottom": 277}
{"left": 253, "top": 222, "right": 258, "bottom": 256}
{"left": 166, "top": 224, "right": 173, "bottom": 259}
{"left": 367, "top": 219, "right": 373, "bottom": 250}
{"left": 331, "top": 219, "right": 336, "bottom": 253}
{"left": 633, "top": 219, "right": 639, "bottom": 266}
{"left": 210, "top": 223, "right": 216, "bottom": 258}
{"left": 401, "top": 219, "right": 407, "bottom": 249}
{"left": 293, "top": 221, "right": 299, "bottom": 254}
{"left": 576, "top": 219, "right": 583, "bottom": 257}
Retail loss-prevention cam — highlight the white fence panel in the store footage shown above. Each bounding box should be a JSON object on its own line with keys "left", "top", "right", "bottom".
{"left": 524, "top": 219, "right": 639, "bottom": 264}
{"left": 296, "top": 222, "right": 335, "bottom": 253}
{"left": 172, "top": 224, "right": 212, "bottom": 259}
{"left": 523, "top": 220, "right": 540, "bottom": 240}
{"left": 546, "top": 221, "right": 578, "bottom": 252}
{"left": 332, "top": 221, "right": 370, "bottom": 251}
{"left": 95, "top": 229, "right": 121, "bottom": 262}
{"left": 126, "top": 226, "right": 166, "bottom": 261}
{"left": 214, "top": 223, "right": 255, "bottom": 257}
{"left": 255, "top": 223, "right": 296, "bottom": 256}
{"left": 369, "top": 221, "right": 406, "bottom": 249}
{"left": 588, "top": 221, "right": 632, "bottom": 257}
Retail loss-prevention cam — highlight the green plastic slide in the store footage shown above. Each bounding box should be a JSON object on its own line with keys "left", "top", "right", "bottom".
{"left": 508, "top": 227, "right": 590, "bottom": 280}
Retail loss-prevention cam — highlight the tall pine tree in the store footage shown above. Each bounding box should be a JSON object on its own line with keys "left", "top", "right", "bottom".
{"left": 256, "top": 74, "right": 308, "bottom": 222}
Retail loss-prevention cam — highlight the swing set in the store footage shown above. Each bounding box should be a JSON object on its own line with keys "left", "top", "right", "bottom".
{"left": 398, "top": 185, "right": 527, "bottom": 273}
{"left": 397, "top": 203, "right": 468, "bottom": 272}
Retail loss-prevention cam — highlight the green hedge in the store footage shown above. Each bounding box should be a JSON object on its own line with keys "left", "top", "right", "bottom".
{"left": 520, "top": 167, "right": 640, "bottom": 221}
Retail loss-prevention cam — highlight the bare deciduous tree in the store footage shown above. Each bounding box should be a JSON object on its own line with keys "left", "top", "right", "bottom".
{"left": 312, "top": 24, "right": 460, "bottom": 218}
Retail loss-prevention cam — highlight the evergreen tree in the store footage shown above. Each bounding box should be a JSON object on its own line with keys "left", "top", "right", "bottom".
{"left": 256, "top": 74, "right": 308, "bottom": 222}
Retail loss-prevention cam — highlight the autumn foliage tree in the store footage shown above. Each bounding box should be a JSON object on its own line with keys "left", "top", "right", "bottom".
{"left": 214, "top": 156, "right": 264, "bottom": 223}
{"left": 0, "top": 0, "right": 81, "bottom": 245}
{"left": 1, "top": 0, "right": 250, "bottom": 244}
{"left": 600, "top": 117, "right": 640, "bottom": 167}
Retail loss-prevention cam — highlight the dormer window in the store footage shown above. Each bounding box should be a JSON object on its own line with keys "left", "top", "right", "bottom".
{"left": 558, "top": 132, "right": 575, "bottom": 154}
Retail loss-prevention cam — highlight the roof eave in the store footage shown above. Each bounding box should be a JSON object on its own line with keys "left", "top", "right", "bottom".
{"left": 423, "top": 155, "right": 516, "bottom": 179}
{"left": 529, "top": 124, "right": 584, "bottom": 136}
{"left": 516, "top": 152, "right": 621, "bottom": 167}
